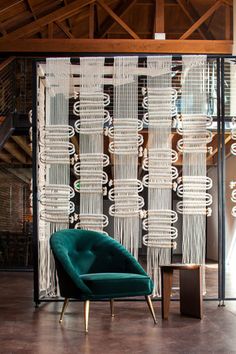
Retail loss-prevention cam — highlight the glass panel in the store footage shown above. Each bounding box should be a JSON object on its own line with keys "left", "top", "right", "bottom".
{"left": 224, "top": 58, "right": 236, "bottom": 298}
{"left": 205, "top": 58, "right": 219, "bottom": 298}
{"left": 171, "top": 58, "right": 219, "bottom": 298}
{"left": 0, "top": 170, "right": 32, "bottom": 269}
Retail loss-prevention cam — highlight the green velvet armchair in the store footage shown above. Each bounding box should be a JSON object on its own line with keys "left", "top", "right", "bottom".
{"left": 50, "top": 229, "right": 157, "bottom": 333}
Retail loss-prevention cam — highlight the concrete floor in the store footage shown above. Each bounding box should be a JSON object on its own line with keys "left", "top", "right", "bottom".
{"left": 1, "top": 272, "right": 236, "bottom": 354}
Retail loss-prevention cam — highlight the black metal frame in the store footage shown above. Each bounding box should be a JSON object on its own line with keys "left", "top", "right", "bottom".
{"left": 220, "top": 58, "right": 226, "bottom": 303}
{"left": 32, "top": 60, "right": 39, "bottom": 306}
{"left": 32, "top": 55, "right": 232, "bottom": 305}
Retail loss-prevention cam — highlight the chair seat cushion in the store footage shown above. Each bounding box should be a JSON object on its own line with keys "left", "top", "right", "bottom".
{"left": 80, "top": 273, "right": 153, "bottom": 299}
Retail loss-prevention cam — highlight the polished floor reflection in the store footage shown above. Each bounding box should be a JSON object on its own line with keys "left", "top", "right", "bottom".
{"left": 1, "top": 272, "right": 236, "bottom": 354}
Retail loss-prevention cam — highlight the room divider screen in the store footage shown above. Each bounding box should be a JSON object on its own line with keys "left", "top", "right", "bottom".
{"left": 32, "top": 55, "right": 232, "bottom": 305}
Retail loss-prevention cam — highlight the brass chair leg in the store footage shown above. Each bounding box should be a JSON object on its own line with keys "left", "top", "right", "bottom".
{"left": 110, "top": 299, "right": 115, "bottom": 317}
{"left": 145, "top": 295, "right": 157, "bottom": 324}
{"left": 84, "top": 300, "right": 90, "bottom": 333}
{"left": 59, "top": 298, "right": 69, "bottom": 323}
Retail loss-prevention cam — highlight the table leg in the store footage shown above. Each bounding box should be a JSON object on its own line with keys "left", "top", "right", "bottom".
{"left": 179, "top": 268, "right": 202, "bottom": 319}
{"left": 161, "top": 268, "right": 173, "bottom": 320}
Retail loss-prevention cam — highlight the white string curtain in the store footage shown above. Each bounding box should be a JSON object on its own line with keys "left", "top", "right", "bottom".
{"left": 73, "top": 57, "right": 109, "bottom": 232}
{"left": 177, "top": 55, "right": 213, "bottom": 293}
{"left": 142, "top": 56, "right": 178, "bottom": 296}
{"left": 38, "top": 58, "right": 71, "bottom": 296}
{"left": 108, "top": 57, "right": 142, "bottom": 259}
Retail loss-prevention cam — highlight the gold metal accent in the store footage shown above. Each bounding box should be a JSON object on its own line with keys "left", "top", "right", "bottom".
{"left": 84, "top": 300, "right": 90, "bottom": 333}
{"left": 145, "top": 295, "right": 157, "bottom": 324}
{"left": 59, "top": 298, "right": 69, "bottom": 323}
{"left": 110, "top": 299, "right": 115, "bottom": 317}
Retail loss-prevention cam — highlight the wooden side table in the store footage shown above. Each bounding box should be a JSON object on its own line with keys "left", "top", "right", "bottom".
{"left": 160, "top": 264, "right": 202, "bottom": 320}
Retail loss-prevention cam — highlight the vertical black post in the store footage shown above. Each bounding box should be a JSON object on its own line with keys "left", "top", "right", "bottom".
{"left": 220, "top": 58, "right": 226, "bottom": 304}
{"left": 32, "top": 60, "right": 40, "bottom": 306}
{"left": 217, "top": 57, "right": 223, "bottom": 303}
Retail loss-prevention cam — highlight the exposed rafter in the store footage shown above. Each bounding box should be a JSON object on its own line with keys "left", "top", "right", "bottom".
{"left": 48, "top": 23, "right": 53, "bottom": 38}
{"left": 0, "top": 0, "right": 24, "bottom": 16}
{"left": 94, "top": 3, "right": 99, "bottom": 34}
{"left": 96, "top": 0, "right": 137, "bottom": 38}
{"left": 11, "top": 136, "right": 32, "bottom": 158}
{"left": 25, "top": 0, "right": 36, "bottom": 21}
{"left": 222, "top": 0, "right": 232, "bottom": 5}
{"left": 24, "top": 0, "right": 42, "bottom": 38}
{"left": 0, "top": 151, "right": 13, "bottom": 164}
{"left": 0, "top": 0, "right": 95, "bottom": 41}
{"left": 180, "top": 0, "right": 224, "bottom": 39}
{"left": 154, "top": 0, "right": 164, "bottom": 33}
{"left": 176, "top": 0, "right": 215, "bottom": 40}
{"left": 63, "top": 0, "right": 73, "bottom": 32}
{"left": 5, "top": 167, "right": 31, "bottom": 183}
{"left": 89, "top": 3, "right": 95, "bottom": 39}
{"left": 0, "top": 57, "right": 15, "bottom": 72}
{"left": 3, "top": 141, "right": 31, "bottom": 164}
{"left": 96, "top": 0, "right": 139, "bottom": 39}
{"left": 225, "top": 5, "right": 231, "bottom": 39}
{"left": 0, "top": 20, "right": 7, "bottom": 36}
{"left": 0, "top": 0, "right": 232, "bottom": 44}
{"left": 55, "top": 21, "right": 74, "bottom": 38}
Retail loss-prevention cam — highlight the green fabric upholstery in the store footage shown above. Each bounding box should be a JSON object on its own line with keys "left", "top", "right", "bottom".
{"left": 80, "top": 273, "right": 153, "bottom": 299}
{"left": 50, "top": 229, "right": 153, "bottom": 300}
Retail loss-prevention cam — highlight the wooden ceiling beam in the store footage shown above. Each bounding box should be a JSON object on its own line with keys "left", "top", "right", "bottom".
{"left": 2, "top": 0, "right": 63, "bottom": 30}
{"left": 0, "top": 151, "right": 13, "bottom": 163}
{"left": 11, "top": 136, "right": 32, "bottom": 158}
{"left": 0, "top": 0, "right": 24, "bottom": 15}
{"left": 55, "top": 21, "right": 74, "bottom": 38}
{"left": 0, "top": 20, "right": 7, "bottom": 36}
{"left": 225, "top": 5, "right": 231, "bottom": 39}
{"left": 3, "top": 141, "right": 30, "bottom": 164}
{"left": 94, "top": 3, "right": 99, "bottom": 34}
{"left": 89, "top": 3, "right": 95, "bottom": 39}
{"left": 5, "top": 168, "right": 31, "bottom": 183}
{"left": 97, "top": 0, "right": 137, "bottom": 38}
{"left": 96, "top": 0, "right": 139, "bottom": 39}
{"left": 24, "top": 0, "right": 43, "bottom": 38}
{"left": 25, "top": 0, "right": 36, "bottom": 21}
{"left": 2, "top": 11, "right": 33, "bottom": 31}
{"left": 0, "top": 0, "right": 95, "bottom": 41}
{"left": 48, "top": 23, "right": 53, "bottom": 38}
{"left": 176, "top": 0, "right": 214, "bottom": 40}
{"left": 154, "top": 0, "right": 164, "bottom": 33}
{"left": 71, "top": 8, "right": 90, "bottom": 30}
{"left": 63, "top": 0, "right": 73, "bottom": 32}
{"left": 0, "top": 38, "right": 232, "bottom": 54}
{"left": 180, "top": 0, "right": 224, "bottom": 40}
{"left": 0, "top": 57, "right": 15, "bottom": 72}
{"left": 222, "top": 0, "right": 232, "bottom": 6}
{"left": 31, "top": 0, "right": 63, "bottom": 18}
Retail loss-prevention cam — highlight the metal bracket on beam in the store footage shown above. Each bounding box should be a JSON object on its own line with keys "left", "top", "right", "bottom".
{"left": 154, "top": 33, "right": 166, "bottom": 40}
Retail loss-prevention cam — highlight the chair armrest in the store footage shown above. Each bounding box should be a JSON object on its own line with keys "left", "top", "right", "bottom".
{"left": 124, "top": 255, "right": 147, "bottom": 276}
{"left": 109, "top": 240, "right": 147, "bottom": 276}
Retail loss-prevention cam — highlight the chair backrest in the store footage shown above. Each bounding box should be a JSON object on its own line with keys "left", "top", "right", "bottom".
{"left": 50, "top": 229, "right": 147, "bottom": 297}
